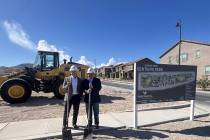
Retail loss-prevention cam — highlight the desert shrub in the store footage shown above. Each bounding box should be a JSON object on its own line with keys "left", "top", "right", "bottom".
{"left": 197, "top": 76, "right": 210, "bottom": 90}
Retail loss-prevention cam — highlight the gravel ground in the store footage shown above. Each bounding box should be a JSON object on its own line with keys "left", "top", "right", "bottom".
{"left": 49, "top": 115, "right": 210, "bottom": 140}
{"left": 0, "top": 85, "right": 188, "bottom": 123}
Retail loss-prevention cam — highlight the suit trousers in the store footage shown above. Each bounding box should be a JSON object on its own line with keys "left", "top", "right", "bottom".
{"left": 63, "top": 94, "right": 80, "bottom": 127}
{"left": 85, "top": 103, "right": 99, "bottom": 126}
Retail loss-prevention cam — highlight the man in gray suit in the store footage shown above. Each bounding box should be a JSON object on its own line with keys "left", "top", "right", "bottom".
{"left": 63, "top": 65, "right": 84, "bottom": 129}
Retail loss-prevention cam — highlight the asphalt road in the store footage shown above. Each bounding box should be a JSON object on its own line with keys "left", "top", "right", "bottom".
{"left": 195, "top": 92, "right": 210, "bottom": 111}
{"left": 102, "top": 81, "right": 210, "bottom": 112}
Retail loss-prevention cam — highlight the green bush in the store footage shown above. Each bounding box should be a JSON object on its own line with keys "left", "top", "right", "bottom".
{"left": 197, "top": 76, "right": 210, "bottom": 90}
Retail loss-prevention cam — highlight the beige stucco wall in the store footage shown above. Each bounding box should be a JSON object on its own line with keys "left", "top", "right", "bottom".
{"left": 160, "top": 41, "right": 210, "bottom": 80}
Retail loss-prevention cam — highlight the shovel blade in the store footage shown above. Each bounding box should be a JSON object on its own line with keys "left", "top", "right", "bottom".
{"left": 83, "top": 127, "right": 93, "bottom": 140}
{"left": 62, "top": 127, "right": 73, "bottom": 140}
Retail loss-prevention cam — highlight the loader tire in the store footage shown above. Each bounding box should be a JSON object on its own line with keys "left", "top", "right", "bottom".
{"left": 53, "top": 80, "right": 65, "bottom": 99}
{"left": 0, "top": 78, "right": 32, "bottom": 104}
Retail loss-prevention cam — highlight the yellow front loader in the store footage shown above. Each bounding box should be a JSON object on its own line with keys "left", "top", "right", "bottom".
{"left": 0, "top": 51, "right": 89, "bottom": 104}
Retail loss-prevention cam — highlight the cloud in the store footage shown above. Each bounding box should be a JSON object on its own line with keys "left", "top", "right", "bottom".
{"left": 97, "top": 57, "right": 124, "bottom": 68}
{"left": 37, "top": 40, "right": 71, "bottom": 62}
{"left": 2, "top": 20, "right": 124, "bottom": 67}
{"left": 2, "top": 20, "right": 71, "bottom": 62}
{"left": 107, "top": 57, "right": 117, "bottom": 65}
{"left": 37, "top": 40, "right": 57, "bottom": 52}
{"left": 77, "top": 56, "right": 94, "bottom": 67}
{"left": 98, "top": 63, "right": 106, "bottom": 67}
{"left": 2, "top": 20, "right": 35, "bottom": 50}
{"left": 77, "top": 56, "right": 124, "bottom": 68}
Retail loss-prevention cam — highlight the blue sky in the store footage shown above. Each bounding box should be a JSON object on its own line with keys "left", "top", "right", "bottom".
{"left": 0, "top": 0, "right": 210, "bottom": 67}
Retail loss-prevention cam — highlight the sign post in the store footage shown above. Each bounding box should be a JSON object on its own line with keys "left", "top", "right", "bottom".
{"left": 133, "top": 63, "right": 197, "bottom": 128}
{"left": 190, "top": 100, "right": 195, "bottom": 121}
{"left": 133, "top": 62, "right": 138, "bottom": 129}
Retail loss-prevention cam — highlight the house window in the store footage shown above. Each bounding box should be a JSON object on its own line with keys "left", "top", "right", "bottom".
{"left": 195, "top": 50, "right": 200, "bottom": 58}
{"left": 168, "top": 56, "right": 172, "bottom": 64}
{"left": 180, "top": 53, "right": 188, "bottom": 62}
{"left": 205, "top": 66, "right": 210, "bottom": 75}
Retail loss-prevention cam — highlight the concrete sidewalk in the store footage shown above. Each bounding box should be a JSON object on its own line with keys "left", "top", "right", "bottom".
{"left": 0, "top": 106, "right": 209, "bottom": 140}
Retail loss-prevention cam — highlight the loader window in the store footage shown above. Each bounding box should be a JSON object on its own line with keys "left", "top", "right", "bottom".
{"left": 43, "top": 54, "right": 54, "bottom": 70}
{"left": 33, "top": 54, "right": 41, "bottom": 69}
{"left": 34, "top": 52, "right": 59, "bottom": 71}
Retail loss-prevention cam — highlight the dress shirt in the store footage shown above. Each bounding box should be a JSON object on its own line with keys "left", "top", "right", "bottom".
{"left": 71, "top": 76, "right": 78, "bottom": 95}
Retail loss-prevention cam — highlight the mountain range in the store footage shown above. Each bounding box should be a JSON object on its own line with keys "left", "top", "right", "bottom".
{"left": 0, "top": 63, "right": 33, "bottom": 76}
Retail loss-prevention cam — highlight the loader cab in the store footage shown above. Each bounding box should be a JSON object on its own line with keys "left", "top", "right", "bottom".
{"left": 33, "top": 51, "right": 59, "bottom": 71}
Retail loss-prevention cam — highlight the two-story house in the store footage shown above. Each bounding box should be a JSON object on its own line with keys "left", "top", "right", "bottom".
{"left": 160, "top": 40, "right": 210, "bottom": 79}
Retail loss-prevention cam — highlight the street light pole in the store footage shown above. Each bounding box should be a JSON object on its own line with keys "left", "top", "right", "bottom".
{"left": 176, "top": 20, "right": 194, "bottom": 120}
{"left": 94, "top": 59, "right": 96, "bottom": 69}
{"left": 176, "top": 20, "right": 182, "bottom": 65}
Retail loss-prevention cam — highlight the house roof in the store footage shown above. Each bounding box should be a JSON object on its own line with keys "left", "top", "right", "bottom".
{"left": 114, "top": 63, "right": 124, "bottom": 67}
{"left": 97, "top": 58, "right": 156, "bottom": 69}
{"left": 124, "top": 58, "right": 156, "bottom": 65}
{"left": 98, "top": 65, "right": 113, "bottom": 69}
{"left": 159, "top": 40, "right": 210, "bottom": 58}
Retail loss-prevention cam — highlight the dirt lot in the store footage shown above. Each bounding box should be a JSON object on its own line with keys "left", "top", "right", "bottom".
{"left": 0, "top": 85, "right": 187, "bottom": 123}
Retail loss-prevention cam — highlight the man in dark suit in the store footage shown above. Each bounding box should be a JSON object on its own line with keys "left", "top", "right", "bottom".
{"left": 84, "top": 68, "right": 102, "bottom": 129}
{"left": 63, "top": 65, "right": 84, "bottom": 129}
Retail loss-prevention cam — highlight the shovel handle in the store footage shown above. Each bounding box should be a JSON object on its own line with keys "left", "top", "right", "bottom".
{"left": 66, "top": 79, "right": 72, "bottom": 127}
{"left": 87, "top": 83, "right": 92, "bottom": 127}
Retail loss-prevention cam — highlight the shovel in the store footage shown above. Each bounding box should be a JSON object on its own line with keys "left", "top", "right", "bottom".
{"left": 83, "top": 84, "right": 93, "bottom": 140}
{"left": 62, "top": 81, "right": 73, "bottom": 140}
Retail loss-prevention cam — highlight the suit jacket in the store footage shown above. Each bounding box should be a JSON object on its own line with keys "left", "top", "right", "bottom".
{"left": 63, "top": 76, "right": 84, "bottom": 102}
{"left": 84, "top": 77, "right": 102, "bottom": 103}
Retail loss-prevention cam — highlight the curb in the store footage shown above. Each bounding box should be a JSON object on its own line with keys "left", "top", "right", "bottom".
{"left": 196, "top": 88, "right": 210, "bottom": 93}
{"left": 128, "top": 112, "right": 210, "bottom": 128}
{"left": 101, "top": 80, "right": 133, "bottom": 85}
{"left": 125, "top": 104, "right": 190, "bottom": 112}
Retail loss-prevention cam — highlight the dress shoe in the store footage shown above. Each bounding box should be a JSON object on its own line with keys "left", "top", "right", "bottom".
{"left": 86, "top": 124, "right": 92, "bottom": 128}
{"left": 73, "top": 124, "right": 79, "bottom": 129}
{"left": 94, "top": 125, "right": 99, "bottom": 129}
